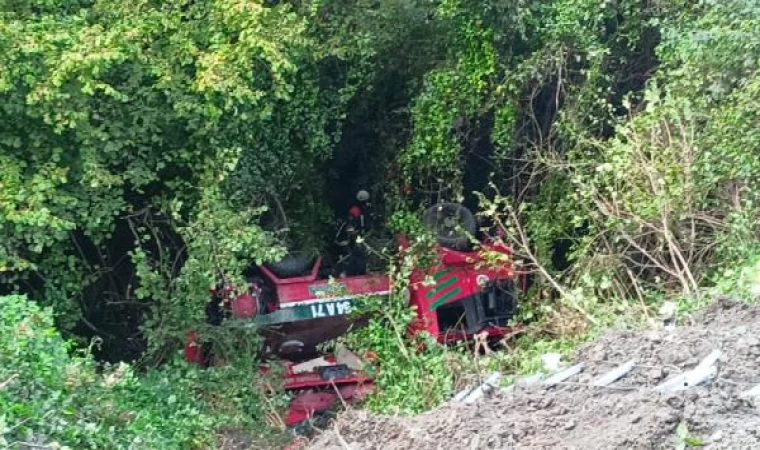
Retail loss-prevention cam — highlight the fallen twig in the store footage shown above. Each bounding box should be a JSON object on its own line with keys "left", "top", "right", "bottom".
{"left": 333, "top": 422, "right": 353, "bottom": 450}
{"left": 553, "top": 381, "right": 638, "bottom": 391}
{"left": 1, "top": 373, "right": 18, "bottom": 390}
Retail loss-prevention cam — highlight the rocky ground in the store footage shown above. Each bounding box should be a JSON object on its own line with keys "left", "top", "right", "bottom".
{"left": 307, "top": 299, "right": 760, "bottom": 449}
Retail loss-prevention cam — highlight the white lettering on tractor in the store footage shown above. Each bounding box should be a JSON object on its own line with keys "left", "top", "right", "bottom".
{"left": 309, "top": 301, "right": 352, "bottom": 318}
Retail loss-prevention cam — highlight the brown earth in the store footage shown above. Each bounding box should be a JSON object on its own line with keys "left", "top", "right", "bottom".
{"left": 307, "top": 298, "right": 760, "bottom": 449}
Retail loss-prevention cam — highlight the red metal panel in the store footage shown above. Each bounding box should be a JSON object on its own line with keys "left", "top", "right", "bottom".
{"left": 407, "top": 242, "right": 514, "bottom": 340}
{"left": 275, "top": 274, "right": 390, "bottom": 305}
{"left": 260, "top": 257, "right": 322, "bottom": 285}
{"left": 184, "top": 331, "right": 203, "bottom": 364}
{"left": 284, "top": 391, "right": 338, "bottom": 426}
{"left": 282, "top": 372, "right": 373, "bottom": 390}
{"left": 261, "top": 357, "right": 374, "bottom": 390}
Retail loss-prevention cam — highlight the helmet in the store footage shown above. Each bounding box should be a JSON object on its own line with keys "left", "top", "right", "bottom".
{"left": 231, "top": 293, "right": 257, "bottom": 319}
{"left": 348, "top": 206, "right": 362, "bottom": 218}
{"left": 356, "top": 190, "right": 370, "bottom": 202}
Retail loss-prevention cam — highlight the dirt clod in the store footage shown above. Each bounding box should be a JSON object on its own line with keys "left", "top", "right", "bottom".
{"left": 308, "top": 299, "right": 760, "bottom": 449}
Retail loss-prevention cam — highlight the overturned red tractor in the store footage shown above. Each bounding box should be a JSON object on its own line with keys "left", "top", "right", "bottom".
{"left": 185, "top": 203, "right": 519, "bottom": 429}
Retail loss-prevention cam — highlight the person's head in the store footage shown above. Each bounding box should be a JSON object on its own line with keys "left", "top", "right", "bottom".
{"left": 356, "top": 190, "right": 370, "bottom": 202}
{"left": 348, "top": 205, "right": 362, "bottom": 218}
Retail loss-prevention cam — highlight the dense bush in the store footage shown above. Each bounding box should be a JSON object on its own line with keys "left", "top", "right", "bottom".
{"left": 0, "top": 0, "right": 367, "bottom": 357}
{"left": 0, "top": 294, "right": 274, "bottom": 449}
{"left": 2, "top": 0, "right": 760, "bottom": 442}
{"left": 396, "top": 0, "right": 760, "bottom": 318}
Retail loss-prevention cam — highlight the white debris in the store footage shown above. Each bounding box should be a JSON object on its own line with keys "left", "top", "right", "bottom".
{"left": 659, "top": 301, "right": 677, "bottom": 320}
{"left": 593, "top": 360, "right": 636, "bottom": 386}
{"left": 655, "top": 350, "right": 722, "bottom": 393}
{"left": 544, "top": 363, "right": 585, "bottom": 387}
{"left": 541, "top": 353, "right": 563, "bottom": 372}
{"left": 463, "top": 372, "right": 502, "bottom": 404}
{"left": 292, "top": 356, "right": 330, "bottom": 374}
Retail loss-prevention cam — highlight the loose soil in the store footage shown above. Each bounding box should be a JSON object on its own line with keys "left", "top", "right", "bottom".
{"left": 307, "top": 298, "right": 760, "bottom": 449}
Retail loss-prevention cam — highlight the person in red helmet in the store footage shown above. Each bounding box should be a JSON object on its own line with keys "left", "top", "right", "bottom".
{"left": 348, "top": 205, "right": 362, "bottom": 221}
{"left": 334, "top": 194, "right": 369, "bottom": 277}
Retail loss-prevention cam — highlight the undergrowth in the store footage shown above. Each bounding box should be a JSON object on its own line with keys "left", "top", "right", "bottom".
{"left": 484, "top": 252, "right": 760, "bottom": 386}
{"left": 342, "top": 250, "right": 760, "bottom": 410}
{"left": 0, "top": 294, "right": 283, "bottom": 450}
{"left": 335, "top": 232, "right": 468, "bottom": 415}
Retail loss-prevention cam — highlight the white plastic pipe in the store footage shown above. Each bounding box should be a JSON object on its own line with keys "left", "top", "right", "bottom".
{"left": 500, "top": 372, "right": 544, "bottom": 394}
{"left": 655, "top": 349, "right": 721, "bottom": 394}
{"left": 657, "top": 365, "right": 717, "bottom": 394}
{"left": 463, "top": 372, "right": 502, "bottom": 404}
{"left": 544, "top": 363, "right": 585, "bottom": 387}
{"left": 593, "top": 360, "right": 636, "bottom": 387}
{"left": 694, "top": 349, "right": 722, "bottom": 372}
{"left": 453, "top": 385, "right": 474, "bottom": 402}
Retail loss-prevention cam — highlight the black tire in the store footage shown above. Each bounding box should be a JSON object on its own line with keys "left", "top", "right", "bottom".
{"left": 422, "top": 203, "right": 477, "bottom": 250}
{"left": 264, "top": 252, "right": 315, "bottom": 278}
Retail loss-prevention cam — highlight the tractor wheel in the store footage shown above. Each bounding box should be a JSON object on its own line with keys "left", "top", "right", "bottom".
{"left": 264, "top": 252, "right": 315, "bottom": 278}
{"left": 422, "top": 203, "right": 477, "bottom": 251}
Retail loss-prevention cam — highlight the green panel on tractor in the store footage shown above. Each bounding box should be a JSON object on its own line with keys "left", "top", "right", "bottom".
{"left": 255, "top": 294, "right": 388, "bottom": 326}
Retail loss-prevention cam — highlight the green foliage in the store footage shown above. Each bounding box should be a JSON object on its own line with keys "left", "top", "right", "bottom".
{"left": 398, "top": 0, "right": 498, "bottom": 190}
{"left": 340, "top": 236, "right": 461, "bottom": 414}
{"left": 712, "top": 254, "right": 760, "bottom": 303}
{"left": 561, "top": 0, "right": 760, "bottom": 293}
{"left": 468, "top": 0, "right": 760, "bottom": 312}
{"left": 132, "top": 186, "right": 283, "bottom": 359}
{"left": 674, "top": 421, "right": 705, "bottom": 449}
{"left": 0, "top": 0, "right": 368, "bottom": 352}
{"left": 3, "top": 0, "right": 760, "bottom": 438}
{"left": 0, "top": 294, "right": 279, "bottom": 449}
{"left": 490, "top": 334, "right": 580, "bottom": 377}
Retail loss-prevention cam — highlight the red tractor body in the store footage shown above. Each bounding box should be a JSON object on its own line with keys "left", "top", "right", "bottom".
{"left": 260, "top": 354, "right": 375, "bottom": 427}
{"left": 405, "top": 239, "right": 517, "bottom": 342}
{"left": 185, "top": 232, "right": 518, "bottom": 433}
{"left": 248, "top": 236, "right": 517, "bottom": 351}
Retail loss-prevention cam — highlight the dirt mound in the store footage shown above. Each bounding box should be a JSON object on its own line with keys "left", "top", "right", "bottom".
{"left": 308, "top": 299, "right": 760, "bottom": 449}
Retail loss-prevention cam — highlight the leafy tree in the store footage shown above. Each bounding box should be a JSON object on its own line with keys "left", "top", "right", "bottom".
{"left": 0, "top": 0, "right": 364, "bottom": 355}
{"left": 1, "top": 294, "right": 278, "bottom": 449}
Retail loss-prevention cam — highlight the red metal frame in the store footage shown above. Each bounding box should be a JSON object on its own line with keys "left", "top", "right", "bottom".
{"left": 399, "top": 237, "right": 515, "bottom": 341}
{"left": 261, "top": 356, "right": 374, "bottom": 390}
{"left": 185, "top": 235, "right": 518, "bottom": 431}
{"left": 252, "top": 236, "right": 515, "bottom": 341}
{"left": 260, "top": 356, "right": 375, "bottom": 426}
{"left": 260, "top": 258, "right": 390, "bottom": 306}
{"left": 259, "top": 256, "right": 323, "bottom": 286}
{"left": 185, "top": 237, "right": 517, "bottom": 356}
